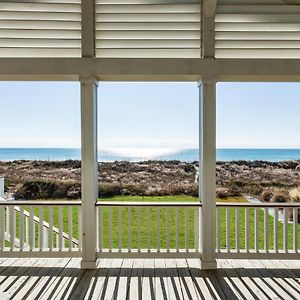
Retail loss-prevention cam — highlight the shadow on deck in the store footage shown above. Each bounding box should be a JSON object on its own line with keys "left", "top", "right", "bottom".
{"left": 0, "top": 258, "right": 299, "bottom": 299}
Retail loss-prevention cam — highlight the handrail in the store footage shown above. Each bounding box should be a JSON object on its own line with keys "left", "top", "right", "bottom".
{"left": 1, "top": 200, "right": 298, "bottom": 208}
{"left": 216, "top": 202, "right": 300, "bottom": 208}
{"left": 0, "top": 200, "right": 81, "bottom": 206}
{"left": 95, "top": 201, "right": 202, "bottom": 207}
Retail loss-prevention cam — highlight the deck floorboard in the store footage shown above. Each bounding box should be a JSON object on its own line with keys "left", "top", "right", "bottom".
{"left": 0, "top": 258, "right": 299, "bottom": 299}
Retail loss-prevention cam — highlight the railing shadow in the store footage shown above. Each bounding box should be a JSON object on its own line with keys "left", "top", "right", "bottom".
{"left": 0, "top": 262, "right": 300, "bottom": 299}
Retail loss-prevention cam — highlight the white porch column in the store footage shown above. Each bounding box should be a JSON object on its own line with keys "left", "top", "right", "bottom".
{"left": 199, "top": 78, "right": 217, "bottom": 269}
{"left": 80, "top": 76, "right": 98, "bottom": 269}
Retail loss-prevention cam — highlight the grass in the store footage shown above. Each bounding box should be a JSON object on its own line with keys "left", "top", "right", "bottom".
{"left": 8, "top": 195, "right": 300, "bottom": 251}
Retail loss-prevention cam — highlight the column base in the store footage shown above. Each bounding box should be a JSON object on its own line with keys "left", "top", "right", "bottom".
{"left": 81, "top": 259, "right": 99, "bottom": 269}
{"left": 201, "top": 260, "right": 217, "bottom": 270}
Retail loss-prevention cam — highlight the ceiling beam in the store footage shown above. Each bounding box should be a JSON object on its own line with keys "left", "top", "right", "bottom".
{"left": 0, "top": 58, "right": 299, "bottom": 82}
{"left": 81, "top": 0, "right": 95, "bottom": 58}
{"left": 203, "top": 0, "right": 217, "bottom": 18}
{"left": 202, "top": 0, "right": 217, "bottom": 58}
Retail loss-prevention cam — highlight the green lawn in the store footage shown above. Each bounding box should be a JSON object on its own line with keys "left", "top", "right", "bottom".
{"left": 8, "top": 196, "right": 300, "bottom": 251}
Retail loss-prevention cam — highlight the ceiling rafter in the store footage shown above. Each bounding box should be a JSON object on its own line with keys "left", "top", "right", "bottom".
{"left": 202, "top": 0, "right": 217, "bottom": 58}
{"left": 203, "top": 0, "right": 217, "bottom": 18}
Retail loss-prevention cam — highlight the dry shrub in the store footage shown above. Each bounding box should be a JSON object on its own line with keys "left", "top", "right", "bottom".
{"left": 261, "top": 190, "right": 273, "bottom": 202}
{"left": 270, "top": 193, "right": 288, "bottom": 203}
{"left": 15, "top": 180, "right": 80, "bottom": 200}
{"left": 216, "top": 188, "right": 229, "bottom": 199}
{"left": 289, "top": 187, "right": 300, "bottom": 202}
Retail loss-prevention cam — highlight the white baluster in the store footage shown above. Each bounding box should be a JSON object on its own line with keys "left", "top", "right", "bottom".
{"left": 0, "top": 206, "right": 5, "bottom": 250}
{"left": 98, "top": 206, "right": 102, "bottom": 252}
{"left": 293, "top": 208, "right": 298, "bottom": 253}
{"left": 118, "top": 207, "right": 122, "bottom": 252}
{"left": 25, "top": 216, "right": 29, "bottom": 247}
{"left": 216, "top": 207, "right": 220, "bottom": 252}
{"left": 68, "top": 206, "right": 73, "bottom": 251}
{"left": 137, "top": 207, "right": 141, "bottom": 252}
{"left": 49, "top": 207, "right": 53, "bottom": 251}
{"left": 274, "top": 208, "right": 279, "bottom": 253}
{"left": 128, "top": 207, "right": 131, "bottom": 252}
{"left": 245, "top": 207, "right": 250, "bottom": 252}
{"left": 43, "top": 227, "right": 49, "bottom": 249}
{"left": 29, "top": 207, "right": 34, "bottom": 250}
{"left": 78, "top": 206, "right": 82, "bottom": 251}
{"left": 254, "top": 208, "right": 259, "bottom": 252}
{"left": 226, "top": 207, "right": 230, "bottom": 252}
{"left": 194, "top": 206, "right": 200, "bottom": 253}
{"left": 147, "top": 207, "right": 151, "bottom": 252}
{"left": 39, "top": 207, "right": 44, "bottom": 251}
{"left": 283, "top": 208, "right": 288, "bottom": 253}
{"left": 19, "top": 206, "right": 24, "bottom": 251}
{"left": 9, "top": 206, "right": 16, "bottom": 251}
{"left": 108, "top": 207, "right": 112, "bottom": 252}
{"left": 58, "top": 207, "right": 63, "bottom": 251}
{"left": 176, "top": 207, "right": 179, "bottom": 252}
{"left": 185, "top": 207, "right": 189, "bottom": 252}
{"left": 166, "top": 207, "right": 170, "bottom": 252}
{"left": 264, "top": 207, "right": 269, "bottom": 253}
{"left": 157, "top": 208, "right": 160, "bottom": 252}
{"left": 235, "top": 207, "right": 240, "bottom": 252}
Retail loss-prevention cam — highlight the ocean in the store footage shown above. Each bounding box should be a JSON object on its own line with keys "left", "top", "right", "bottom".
{"left": 0, "top": 148, "right": 300, "bottom": 162}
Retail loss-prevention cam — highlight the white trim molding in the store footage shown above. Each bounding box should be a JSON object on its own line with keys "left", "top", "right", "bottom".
{"left": 0, "top": 58, "right": 299, "bottom": 82}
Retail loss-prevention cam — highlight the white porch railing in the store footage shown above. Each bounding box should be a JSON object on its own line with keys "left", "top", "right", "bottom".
{"left": 96, "top": 202, "right": 202, "bottom": 258}
{"left": 216, "top": 202, "right": 300, "bottom": 259}
{"left": 0, "top": 199, "right": 299, "bottom": 263}
{"left": 0, "top": 200, "right": 81, "bottom": 257}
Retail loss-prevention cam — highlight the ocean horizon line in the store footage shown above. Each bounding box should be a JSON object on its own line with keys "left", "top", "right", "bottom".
{"left": 1, "top": 147, "right": 300, "bottom": 150}
{"left": 0, "top": 148, "right": 300, "bottom": 162}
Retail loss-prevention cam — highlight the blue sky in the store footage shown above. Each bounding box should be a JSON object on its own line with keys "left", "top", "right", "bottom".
{"left": 0, "top": 81, "right": 299, "bottom": 149}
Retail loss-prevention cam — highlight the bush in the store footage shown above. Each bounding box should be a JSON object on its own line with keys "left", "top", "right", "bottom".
{"left": 216, "top": 186, "right": 242, "bottom": 199}
{"left": 270, "top": 193, "right": 288, "bottom": 203}
{"left": 98, "top": 183, "right": 146, "bottom": 198}
{"left": 98, "top": 183, "right": 198, "bottom": 198}
{"left": 261, "top": 190, "right": 273, "bottom": 202}
{"left": 289, "top": 187, "right": 300, "bottom": 202}
{"left": 15, "top": 180, "right": 80, "bottom": 199}
{"left": 216, "top": 188, "right": 229, "bottom": 199}
{"left": 98, "top": 183, "right": 123, "bottom": 198}
{"left": 15, "top": 181, "right": 55, "bottom": 199}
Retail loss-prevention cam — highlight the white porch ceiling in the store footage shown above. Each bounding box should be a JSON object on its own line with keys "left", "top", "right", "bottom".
{"left": 216, "top": 0, "right": 300, "bottom": 58}
{"left": 0, "top": 0, "right": 299, "bottom": 81}
{"left": 0, "top": 0, "right": 299, "bottom": 59}
{"left": 0, "top": 0, "right": 81, "bottom": 57}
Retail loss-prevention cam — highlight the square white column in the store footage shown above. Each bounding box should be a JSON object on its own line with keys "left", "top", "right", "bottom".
{"left": 199, "top": 78, "right": 217, "bottom": 269}
{"left": 80, "top": 76, "right": 98, "bottom": 269}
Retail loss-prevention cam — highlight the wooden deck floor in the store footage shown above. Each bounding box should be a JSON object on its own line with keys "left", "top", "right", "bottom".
{"left": 0, "top": 258, "right": 299, "bottom": 300}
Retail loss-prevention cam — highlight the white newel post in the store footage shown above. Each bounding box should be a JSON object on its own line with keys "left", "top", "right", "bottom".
{"left": 0, "top": 177, "right": 4, "bottom": 199}
{"left": 199, "top": 78, "right": 217, "bottom": 269}
{"left": 80, "top": 76, "right": 98, "bottom": 269}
